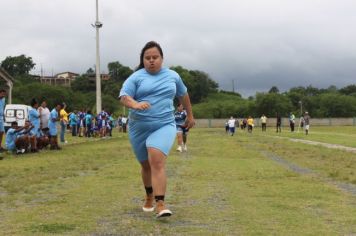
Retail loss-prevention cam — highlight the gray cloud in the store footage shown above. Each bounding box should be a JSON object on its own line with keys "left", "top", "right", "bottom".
{"left": 1, "top": 0, "right": 356, "bottom": 97}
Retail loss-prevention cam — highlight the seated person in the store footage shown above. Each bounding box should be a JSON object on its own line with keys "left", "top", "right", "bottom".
{"left": 6, "top": 121, "right": 33, "bottom": 154}
{"left": 24, "top": 120, "right": 39, "bottom": 152}
{"left": 36, "top": 129, "right": 50, "bottom": 150}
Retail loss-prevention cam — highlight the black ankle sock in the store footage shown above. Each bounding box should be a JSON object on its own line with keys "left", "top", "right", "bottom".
{"left": 145, "top": 186, "right": 153, "bottom": 195}
{"left": 155, "top": 195, "right": 165, "bottom": 202}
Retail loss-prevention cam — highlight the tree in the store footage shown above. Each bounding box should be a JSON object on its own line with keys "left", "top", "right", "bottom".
{"left": 340, "top": 84, "right": 356, "bottom": 96}
{"left": 86, "top": 68, "right": 95, "bottom": 75}
{"left": 255, "top": 92, "right": 293, "bottom": 117}
{"left": 171, "top": 66, "right": 218, "bottom": 104}
{"left": 268, "top": 86, "right": 279, "bottom": 94}
{"left": 0, "top": 55, "right": 36, "bottom": 76}
{"left": 71, "top": 75, "right": 96, "bottom": 92}
{"left": 107, "top": 61, "right": 133, "bottom": 82}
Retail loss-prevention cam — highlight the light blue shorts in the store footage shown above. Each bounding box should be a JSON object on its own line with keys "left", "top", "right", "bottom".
{"left": 128, "top": 120, "right": 176, "bottom": 163}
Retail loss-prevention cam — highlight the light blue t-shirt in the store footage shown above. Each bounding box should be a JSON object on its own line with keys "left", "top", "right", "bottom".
{"left": 29, "top": 108, "right": 40, "bottom": 136}
{"left": 69, "top": 113, "right": 77, "bottom": 126}
{"left": 0, "top": 97, "right": 5, "bottom": 117}
{"left": 48, "top": 108, "right": 58, "bottom": 135}
{"left": 119, "top": 68, "right": 187, "bottom": 122}
{"left": 5, "top": 128, "right": 17, "bottom": 150}
{"left": 85, "top": 113, "right": 92, "bottom": 125}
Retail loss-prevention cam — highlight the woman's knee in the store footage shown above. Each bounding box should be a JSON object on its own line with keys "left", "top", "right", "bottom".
{"left": 148, "top": 148, "right": 165, "bottom": 170}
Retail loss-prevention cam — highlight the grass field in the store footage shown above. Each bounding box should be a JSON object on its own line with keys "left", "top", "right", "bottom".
{"left": 0, "top": 126, "right": 355, "bottom": 235}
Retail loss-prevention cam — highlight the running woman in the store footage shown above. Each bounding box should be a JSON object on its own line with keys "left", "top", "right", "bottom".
{"left": 119, "top": 41, "right": 195, "bottom": 218}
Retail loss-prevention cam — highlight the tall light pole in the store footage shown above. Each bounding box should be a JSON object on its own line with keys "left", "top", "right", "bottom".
{"left": 93, "top": 0, "right": 103, "bottom": 113}
{"left": 299, "top": 100, "right": 303, "bottom": 116}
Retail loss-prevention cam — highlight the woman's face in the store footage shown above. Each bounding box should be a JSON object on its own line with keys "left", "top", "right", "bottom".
{"left": 143, "top": 47, "right": 163, "bottom": 74}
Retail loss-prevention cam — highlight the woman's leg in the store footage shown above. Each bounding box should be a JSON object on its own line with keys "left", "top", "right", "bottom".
{"left": 176, "top": 132, "right": 183, "bottom": 152}
{"left": 147, "top": 148, "right": 166, "bottom": 196}
{"left": 60, "top": 122, "right": 65, "bottom": 142}
{"left": 148, "top": 147, "right": 172, "bottom": 217}
{"left": 140, "top": 160, "right": 154, "bottom": 212}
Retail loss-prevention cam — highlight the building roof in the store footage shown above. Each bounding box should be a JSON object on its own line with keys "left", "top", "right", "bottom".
{"left": 55, "top": 71, "right": 79, "bottom": 77}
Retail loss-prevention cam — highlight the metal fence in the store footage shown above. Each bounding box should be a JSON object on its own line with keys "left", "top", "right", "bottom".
{"left": 195, "top": 118, "right": 356, "bottom": 128}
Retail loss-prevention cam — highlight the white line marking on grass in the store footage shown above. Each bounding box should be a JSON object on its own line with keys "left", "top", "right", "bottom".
{"left": 289, "top": 138, "right": 356, "bottom": 153}
{"left": 271, "top": 136, "right": 356, "bottom": 153}
{"left": 260, "top": 150, "right": 356, "bottom": 196}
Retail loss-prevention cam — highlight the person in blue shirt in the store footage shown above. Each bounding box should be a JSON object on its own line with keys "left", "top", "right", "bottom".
{"left": 107, "top": 113, "right": 115, "bottom": 137}
{"left": 119, "top": 41, "right": 195, "bottom": 218}
{"left": 28, "top": 99, "right": 40, "bottom": 152}
{"left": 48, "top": 103, "right": 62, "bottom": 150}
{"left": 69, "top": 110, "right": 78, "bottom": 136}
{"left": 78, "top": 109, "right": 86, "bottom": 137}
{"left": 6, "top": 121, "right": 33, "bottom": 154}
{"left": 84, "top": 110, "right": 93, "bottom": 137}
{"left": 0, "top": 89, "right": 7, "bottom": 152}
{"left": 98, "top": 114, "right": 107, "bottom": 138}
{"left": 174, "top": 103, "right": 189, "bottom": 152}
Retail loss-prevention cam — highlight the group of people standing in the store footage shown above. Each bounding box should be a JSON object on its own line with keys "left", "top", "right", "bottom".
{"left": 225, "top": 116, "right": 255, "bottom": 135}
{"left": 67, "top": 109, "right": 119, "bottom": 139}
{"left": 225, "top": 112, "right": 311, "bottom": 135}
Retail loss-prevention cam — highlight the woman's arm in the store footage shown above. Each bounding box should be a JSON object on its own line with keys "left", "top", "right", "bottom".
{"left": 179, "top": 93, "right": 195, "bottom": 129}
{"left": 120, "top": 95, "right": 150, "bottom": 110}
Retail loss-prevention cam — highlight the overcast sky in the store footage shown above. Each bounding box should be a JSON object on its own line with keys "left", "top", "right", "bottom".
{"left": 1, "top": 0, "right": 356, "bottom": 96}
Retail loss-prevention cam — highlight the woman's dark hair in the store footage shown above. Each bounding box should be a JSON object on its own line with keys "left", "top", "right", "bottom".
{"left": 136, "top": 41, "right": 163, "bottom": 71}
{"left": 31, "top": 98, "right": 38, "bottom": 107}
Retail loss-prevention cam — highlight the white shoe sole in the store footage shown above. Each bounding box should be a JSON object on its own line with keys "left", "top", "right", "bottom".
{"left": 142, "top": 206, "right": 154, "bottom": 212}
{"left": 156, "top": 209, "right": 172, "bottom": 218}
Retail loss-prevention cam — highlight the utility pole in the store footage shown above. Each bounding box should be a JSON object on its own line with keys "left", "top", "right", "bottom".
{"left": 299, "top": 100, "right": 303, "bottom": 116}
{"left": 93, "top": 0, "right": 103, "bottom": 113}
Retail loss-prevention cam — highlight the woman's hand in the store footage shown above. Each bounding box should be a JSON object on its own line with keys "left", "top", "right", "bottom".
{"left": 184, "top": 116, "right": 195, "bottom": 129}
{"left": 133, "top": 101, "right": 151, "bottom": 110}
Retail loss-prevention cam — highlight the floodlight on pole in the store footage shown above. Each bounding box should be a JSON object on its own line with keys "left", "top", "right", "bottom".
{"left": 92, "top": 0, "right": 103, "bottom": 114}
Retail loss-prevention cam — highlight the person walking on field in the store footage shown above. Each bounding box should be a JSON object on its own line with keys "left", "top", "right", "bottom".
{"left": 121, "top": 115, "right": 128, "bottom": 133}
{"left": 289, "top": 112, "right": 295, "bottom": 132}
{"left": 247, "top": 116, "right": 254, "bottom": 133}
{"left": 276, "top": 112, "right": 282, "bottom": 133}
{"left": 260, "top": 114, "right": 267, "bottom": 132}
{"left": 119, "top": 41, "right": 195, "bottom": 218}
{"left": 228, "top": 116, "right": 236, "bottom": 136}
{"left": 303, "top": 111, "right": 311, "bottom": 135}
{"left": 175, "top": 103, "right": 189, "bottom": 152}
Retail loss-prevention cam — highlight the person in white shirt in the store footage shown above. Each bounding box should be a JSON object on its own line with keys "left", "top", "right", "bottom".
{"left": 260, "top": 114, "right": 267, "bottom": 132}
{"left": 121, "top": 115, "right": 128, "bottom": 133}
{"left": 38, "top": 100, "right": 50, "bottom": 131}
{"left": 228, "top": 116, "right": 236, "bottom": 136}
